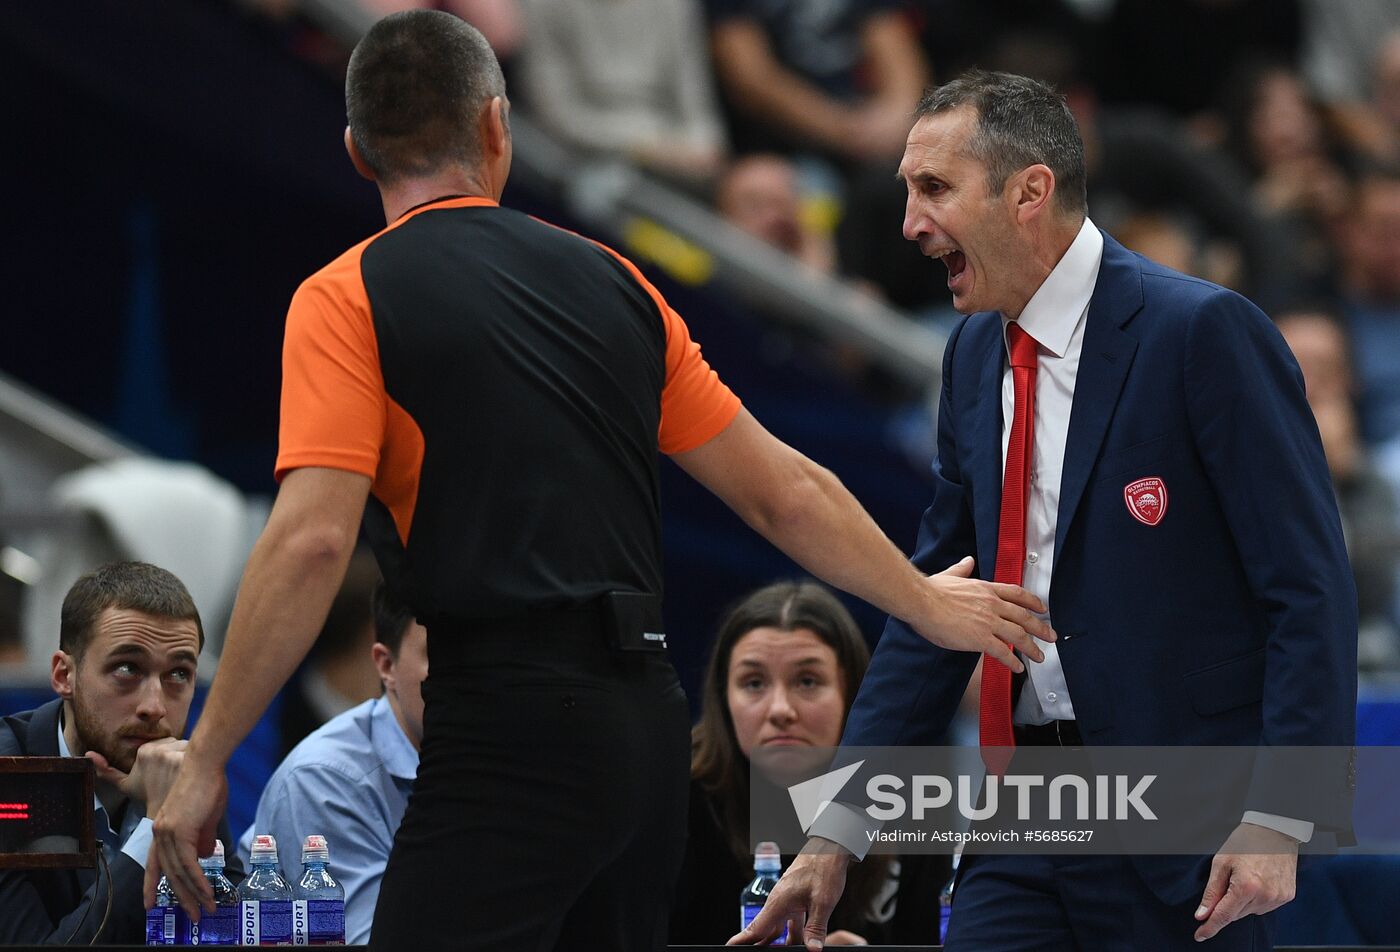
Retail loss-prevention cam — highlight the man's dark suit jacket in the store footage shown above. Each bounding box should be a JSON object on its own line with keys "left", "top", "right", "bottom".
{"left": 843, "top": 233, "right": 1358, "bottom": 905}
{"left": 0, "top": 698, "right": 243, "bottom": 943}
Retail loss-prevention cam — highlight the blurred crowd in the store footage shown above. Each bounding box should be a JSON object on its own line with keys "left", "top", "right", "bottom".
{"left": 229, "top": 0, "right": 1400, "bottom": 682}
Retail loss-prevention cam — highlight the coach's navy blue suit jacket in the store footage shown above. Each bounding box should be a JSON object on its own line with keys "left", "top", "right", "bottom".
{"left": 843, "top": 233, "right": 1358, "bottom": 903}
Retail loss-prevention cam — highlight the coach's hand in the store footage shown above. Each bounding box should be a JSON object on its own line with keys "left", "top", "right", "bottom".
{"left": 913, "top": 557, "right": 1054, "bottom": 673}
{"left": 1193, "top": 822, "right": 1298, "bottom": 942}
{"left": 728, "top": 840, "right": 851, "bottom": 950}
{"left": 145, "top": 754, "right": 227, "bottom": 921}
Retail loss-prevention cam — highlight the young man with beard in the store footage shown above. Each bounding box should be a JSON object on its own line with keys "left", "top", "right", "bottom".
{"left": 0, "top": 561, "right": 243, "bottom": 943}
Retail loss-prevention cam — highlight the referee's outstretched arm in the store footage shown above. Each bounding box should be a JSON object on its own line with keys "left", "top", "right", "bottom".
{"left": 671, "top": 406, "right": 1054, "bottom": 667}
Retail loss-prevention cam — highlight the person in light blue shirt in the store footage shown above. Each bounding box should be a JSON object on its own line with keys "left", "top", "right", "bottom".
{"left": 240, "top": 584, "right": 424, "bottom": 944}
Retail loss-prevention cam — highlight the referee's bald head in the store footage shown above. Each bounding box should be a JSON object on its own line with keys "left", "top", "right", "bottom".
{"left": 345, "top": 10, "right": 507, "bottom": 184}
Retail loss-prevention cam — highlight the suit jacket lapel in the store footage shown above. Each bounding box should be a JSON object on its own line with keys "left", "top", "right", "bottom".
{"left": 1052, "top": 234, "right": 1144, "bottom": 567}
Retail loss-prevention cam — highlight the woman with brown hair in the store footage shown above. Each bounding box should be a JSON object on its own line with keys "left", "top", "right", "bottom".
{"left": 670, "top": 580, "right": 947, "bottom": 944}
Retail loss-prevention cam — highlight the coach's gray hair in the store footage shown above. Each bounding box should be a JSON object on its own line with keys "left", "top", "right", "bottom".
{"left": 916, "top": 69, "right": 1087, "bottom": 217}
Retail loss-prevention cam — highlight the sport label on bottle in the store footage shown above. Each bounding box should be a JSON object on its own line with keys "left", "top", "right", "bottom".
{"left": 291, "top": 900, "right": 308, "bottom": 945}
{"left": 240, "top": 901, "right": 259, "bottom": 946}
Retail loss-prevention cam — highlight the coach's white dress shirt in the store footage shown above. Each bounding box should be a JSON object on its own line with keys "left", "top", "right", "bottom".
{"left": 998, "top": 218, "right": 1311, "bottom": 842}
{"left": 1002, "top": 217, "right": 1102, "bottom": 727}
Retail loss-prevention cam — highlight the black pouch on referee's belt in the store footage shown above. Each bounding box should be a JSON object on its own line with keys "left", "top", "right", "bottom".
{"left": 603, "top": 591, "right": 668, "bottom": 652}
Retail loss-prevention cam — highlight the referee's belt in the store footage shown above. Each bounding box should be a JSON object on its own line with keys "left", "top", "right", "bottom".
{"left": 428, "top": 604, "right": 608, "bottom": 642}
{"left": 426, "top": 593, "right": 666, "bottom": 654}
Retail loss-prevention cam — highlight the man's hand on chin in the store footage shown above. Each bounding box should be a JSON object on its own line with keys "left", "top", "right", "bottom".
{"left": 1193, "top": 822, "right": 1299, "bottom": 942}
{"left": 85, "top": 737, "right": 187, "bottom": 820}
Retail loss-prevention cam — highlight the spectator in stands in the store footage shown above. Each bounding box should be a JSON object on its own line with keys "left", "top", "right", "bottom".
{"left": 1303, "top": 0, "right": 1400, "bottom": 106}
{"left": 1341, "top": 167, "right": 1400, "bottom": 450}
{"left": 1344, "top": 31, "right": 1400, "bottom": 168}
{"left": 716, "top": 154, "right": 835, "bottom": 274}
{"left": 672, "top": 580, "right": 947, "bottom": 945}
{"left": 240, "top": 584, "right": 424, "bottom": 944}
{"left": 707, "top": 0, "right": 927, "bottom": 165}
{"left": 1113, "top": 212, "right": 1209, "bottom": 281}
{"left": 1277, "top": 308, "right": 1400, "bottom": 677}
{"left": 1113, "top": 211, "right": 1243, "bottom": 292}
{"left": 516, "top": 0, "right": 726, "bottom": 186}
{"left": 1224, "top": 63, "right": 1353, "bottom": 213}
{"left": 0, "top": 561, "right": 242, "bottom": 943}
{"left": 1306, "top": 28, "right": 1400, "bottom": 169}
{"left": 1219, "top": 60, "right": 1353, "bottom": 298}
{"left": 278, "top": 547, "right": 382, "bottom": 757}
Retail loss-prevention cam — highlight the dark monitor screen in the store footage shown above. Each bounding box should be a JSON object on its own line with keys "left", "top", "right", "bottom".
{"left": 0, "top": 757, "right": 95, "bottom": 869}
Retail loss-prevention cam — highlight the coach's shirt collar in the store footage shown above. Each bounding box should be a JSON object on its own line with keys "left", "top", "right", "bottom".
{"left": 1003, "top": 217, "right": 1103, "bottom": 358}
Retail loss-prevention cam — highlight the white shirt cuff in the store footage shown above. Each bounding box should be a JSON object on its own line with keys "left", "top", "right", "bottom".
{"left": 120, "top": 817, "right": 155, "bottom": 869}
{"left": 805, "top": 800, "right": 881, "bottom": 861}
{"left": 1241, "top": 811, "right": 1314, "bottom": 844}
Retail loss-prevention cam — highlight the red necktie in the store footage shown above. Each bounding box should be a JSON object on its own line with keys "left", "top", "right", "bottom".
{"left": 980, "top": 321, "right": 1038, "bottom": 753}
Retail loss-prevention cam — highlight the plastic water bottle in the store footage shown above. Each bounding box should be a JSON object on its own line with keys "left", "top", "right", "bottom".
{"left": 738, "top": 841, "right": 788, "bottom": 945}
{"left": 145, "top": 874, "right": 182, "bottom": 945}
{"left": 188, "top": 840, "right": 240, "bottom": 946}
{"left": 238, "top": 834, "right": 293, "bottom": 945}
{"left": 293, "top": 835, "right": 345, "bottom": 945}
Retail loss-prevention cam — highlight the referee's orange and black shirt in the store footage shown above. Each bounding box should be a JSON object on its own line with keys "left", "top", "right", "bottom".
{"left": 275, "top": 196, "right": 741, "bottom": 624}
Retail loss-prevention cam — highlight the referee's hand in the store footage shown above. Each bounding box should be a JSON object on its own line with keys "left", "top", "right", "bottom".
{"left": 728, "top": 843, "right": 851, "bottom": 950}
{"left": 145, "top": 755, "right": 226, "bottom": 920}
{"left": 913, "top": 557, "right": 1054, "bottom": 673}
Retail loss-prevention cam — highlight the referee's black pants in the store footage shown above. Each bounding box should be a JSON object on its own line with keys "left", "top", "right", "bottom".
{"left": 369, "top": 615, "right": 691, "bottom": 952}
